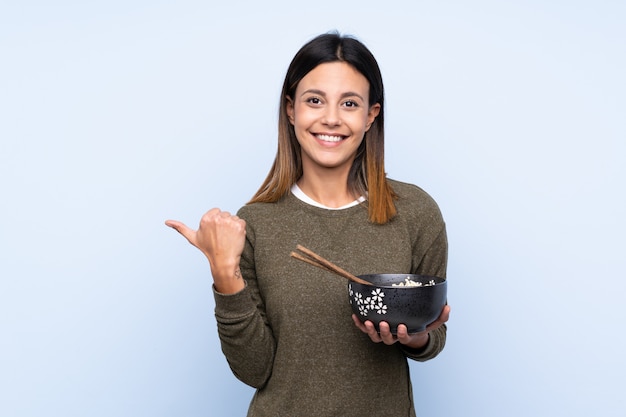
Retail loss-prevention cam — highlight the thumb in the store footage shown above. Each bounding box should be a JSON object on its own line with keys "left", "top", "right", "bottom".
{"left": 425, "top": 305, "right": 451, "bottom": 333}
{"left": 164, "top": 219, "right": 197, "bottom": 245}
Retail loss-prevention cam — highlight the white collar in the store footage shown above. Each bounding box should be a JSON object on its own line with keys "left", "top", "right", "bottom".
{"left": 291, "top": 184, "right": 365, "bottom": 210}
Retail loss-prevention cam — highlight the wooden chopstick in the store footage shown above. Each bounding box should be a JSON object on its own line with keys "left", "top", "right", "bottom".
{"left": 290, "top": 251, "right": 336, "bottom": 274}
{"left": 290, "top": 244, "right": 372, "bottom": 286}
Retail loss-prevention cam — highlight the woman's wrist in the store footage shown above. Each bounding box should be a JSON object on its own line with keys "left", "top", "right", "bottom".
{"left": 405, "top": 332, "right": 430, "bottom": 349}
{"left": 211, "top": 263, "right": 245, "bottom": 294}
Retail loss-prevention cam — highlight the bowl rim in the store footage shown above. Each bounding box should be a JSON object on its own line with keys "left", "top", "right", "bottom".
{"left": 353, "top": 273, "right": 446, "bottom": 288}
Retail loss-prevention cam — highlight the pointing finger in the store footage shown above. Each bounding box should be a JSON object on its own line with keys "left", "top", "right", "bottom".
{"left": 164, "top": 219, "right": 197, "bottom": 245}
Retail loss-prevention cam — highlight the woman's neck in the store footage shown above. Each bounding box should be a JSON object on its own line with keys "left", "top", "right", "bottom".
{"left": 296, "top": 172, "right": 357, "bottom": 208}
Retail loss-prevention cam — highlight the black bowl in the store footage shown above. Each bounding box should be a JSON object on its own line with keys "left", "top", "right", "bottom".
{"left": 348, "top": 274, "right": 447, "bottom": 334}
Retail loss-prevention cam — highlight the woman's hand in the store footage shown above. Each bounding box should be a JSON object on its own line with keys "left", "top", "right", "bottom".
{"left": 352, "top": 304, "right": 450, "bottom": 349}
{"left": 165, "top": 208, "right": 247, "bottom": 294}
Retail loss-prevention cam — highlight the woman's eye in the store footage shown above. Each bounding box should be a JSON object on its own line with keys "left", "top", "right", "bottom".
{"left": 343, "top": 100, "right": 359, "bottom": 108}
{"left": 307, "top": 97, "right": 322, "bottom": 105}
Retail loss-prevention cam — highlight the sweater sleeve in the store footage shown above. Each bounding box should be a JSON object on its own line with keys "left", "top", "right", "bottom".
{"left": 403, "top": 221, "right": 449, "bottom": 361}
{"left": 400, "top": 323, "right": 447, "bottom": 361}
{"left": 213, "top": 232, "right": 276, "bottom": 389}
{"left": 414, "top": 224, "right": 448, "bottom": 279}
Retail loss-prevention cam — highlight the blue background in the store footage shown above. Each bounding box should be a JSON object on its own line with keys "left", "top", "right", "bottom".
{"left": 1, "top": 1, "right": 624, "bottom": 416}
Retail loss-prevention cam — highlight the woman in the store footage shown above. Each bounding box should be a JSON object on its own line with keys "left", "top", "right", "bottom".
{"left": 166, "top": 32, "right": 450, "bottom": 417}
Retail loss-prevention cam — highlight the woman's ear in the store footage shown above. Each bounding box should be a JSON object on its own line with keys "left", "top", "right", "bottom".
{"left": 286, "top": 96, "right": 295, "bottom": 125}
{"left": 365, "top": 103, "right": 381, "bottom": 131}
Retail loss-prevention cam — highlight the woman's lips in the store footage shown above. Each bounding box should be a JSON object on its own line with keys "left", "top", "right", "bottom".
{"left": 315, "top": 134, "right": 346, "bottom": 143}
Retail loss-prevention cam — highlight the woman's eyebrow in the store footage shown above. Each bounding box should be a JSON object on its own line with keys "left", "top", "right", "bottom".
{"left": 301, "top": 89, "right": 365, "bottom": 101}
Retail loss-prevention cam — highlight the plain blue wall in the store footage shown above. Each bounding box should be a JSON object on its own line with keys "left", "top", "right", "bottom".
{"left": 1, "top": 1, "right": 624, "bottom": 416}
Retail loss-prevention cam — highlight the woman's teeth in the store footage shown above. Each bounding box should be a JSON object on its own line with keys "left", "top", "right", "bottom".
{"left": 316, "top": 134, "right": 344, "bottom": 142}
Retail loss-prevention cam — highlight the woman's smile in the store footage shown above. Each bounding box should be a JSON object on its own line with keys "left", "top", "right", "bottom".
{"left": 315, "top": 133, "right": 347, "bottom": 143}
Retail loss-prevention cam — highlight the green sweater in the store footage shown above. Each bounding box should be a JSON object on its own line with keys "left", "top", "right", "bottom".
{"left": 213, "top": 179, "right": 448, "bottom": 417}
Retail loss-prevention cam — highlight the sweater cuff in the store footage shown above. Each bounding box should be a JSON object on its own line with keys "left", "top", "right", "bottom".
{"left": 401, "top": 325, "right": 446, "bottom": 362}
{"left": 212, "top": 282, "right": 257, "bottom": 319}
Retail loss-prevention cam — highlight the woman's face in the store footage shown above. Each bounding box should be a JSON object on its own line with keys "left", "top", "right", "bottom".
{"left": 286, "top": 62, "right": 380, "bottom": 176}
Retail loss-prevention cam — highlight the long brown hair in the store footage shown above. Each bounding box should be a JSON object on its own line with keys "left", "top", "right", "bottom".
{"left": 248, "top": 32, "right": 397, "bottom": 224}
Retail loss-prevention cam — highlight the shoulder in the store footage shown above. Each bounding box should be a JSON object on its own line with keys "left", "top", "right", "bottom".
{"left": 388, "top": 178, "right": 443, "bottom": 221}
{"left": 237, "top": 199, "right": 283, "bottom": 224}
{"left": 236, "top": 194, "right": 299, "bottom": 228}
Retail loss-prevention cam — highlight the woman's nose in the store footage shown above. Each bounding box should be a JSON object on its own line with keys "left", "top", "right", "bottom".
{"left": 322, "top": 107, "right": 342, "bottom": 126}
